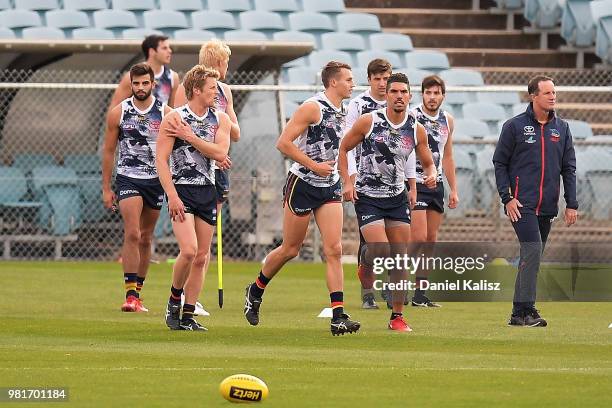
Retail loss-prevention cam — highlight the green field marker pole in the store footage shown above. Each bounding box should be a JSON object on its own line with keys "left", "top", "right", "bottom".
{"left": 217, "top": 209, "right": 223, "bottom": 308}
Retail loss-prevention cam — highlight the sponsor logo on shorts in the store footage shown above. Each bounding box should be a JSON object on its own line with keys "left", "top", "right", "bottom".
{"left": 416, "top": 201, "right": 428, "bottom": 207}
{"left": 293, "top": 207, "right": 311, "bottom": 213}
{"left": 119, "top": 189, "right": 139, "bottom": 196}
{"left": 361, "top": 214, "right": 375, "bottom": 221}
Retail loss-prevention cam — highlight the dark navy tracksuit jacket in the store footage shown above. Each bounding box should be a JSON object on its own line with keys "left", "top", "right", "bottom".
{"left": 493, "top": 103, "right": 578, "bottom": 217}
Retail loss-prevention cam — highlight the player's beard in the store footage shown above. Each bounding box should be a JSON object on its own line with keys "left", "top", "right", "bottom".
{"left": 133, "top": 89, "right": 152, "bottom": 101}
{"left": 425, "top": 100, "right": 442, "bottom": 112}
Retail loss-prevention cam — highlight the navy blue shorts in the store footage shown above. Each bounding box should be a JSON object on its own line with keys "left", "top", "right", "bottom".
{"left": 115, "top": 174, "right": 164, "bottom": 210}
{"left": 215, "top": 168, "right": 230, "bottom": 203}
{"left": 355, "top": 192, "right": 411, "bottom": 229}
{"left": 173, "top": 184, "right": 217, "bottom": 225}
{"left": 283, "top": 173, "right": 342, "bottom": 216}
{"left": 414, "top": 182, "right": 445, "bottom": 213}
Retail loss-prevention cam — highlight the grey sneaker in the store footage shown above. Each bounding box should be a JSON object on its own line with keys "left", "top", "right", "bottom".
{"left": 362, "top": 293, "right": 379, "bottom": 309}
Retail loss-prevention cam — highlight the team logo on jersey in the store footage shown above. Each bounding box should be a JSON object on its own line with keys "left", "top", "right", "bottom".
{"left": 524, "top": 126, "right": 536, "bottom": 136}
{"left": 550, "top": 129, "right": 560, "bottom": 142}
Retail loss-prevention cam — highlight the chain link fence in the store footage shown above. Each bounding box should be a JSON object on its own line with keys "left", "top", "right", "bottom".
{"left": 0, "top": 69, "right": 611, "bottom": 261}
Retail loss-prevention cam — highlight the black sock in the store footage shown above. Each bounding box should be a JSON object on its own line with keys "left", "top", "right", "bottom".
{"left": 330, "top": 291, "right": 344, "bottom": 319}
{"left": 391, "top": 312, "right": 403, "bottom": 320}
{"left": 250, "top": 271, "right": 270, "bottom": 298}
{"left": 182, "top": 303, "right": 195, "bottom": 321}
{"left": 169, "top": 286, "right": 183, "bottom": 305}
{"left": 124, "top": 273, "right": 138, "bottom": 298}
{"left": 136, "top": 276, "right": 145, "bottom": 298}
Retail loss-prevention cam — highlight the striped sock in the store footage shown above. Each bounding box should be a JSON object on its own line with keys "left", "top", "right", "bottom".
{"left": 250, "top": 271, "right": 270, "bottom": 298}
{"left": 124, "top": 273, "right": 138, "bottom": 298}
{"left": 182, "top": 304, "right": 195, "bottom": 321}
{"left": 330, "top": 291, "right": 344, "bottom": 319}
{"left": 136, "top": 276, "right": 145, "bottom": 297}
{"left": 169, "top": 286, "right": 183, "bottom": 305}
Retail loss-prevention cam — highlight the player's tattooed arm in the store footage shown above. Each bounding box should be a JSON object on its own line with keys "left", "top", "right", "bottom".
{"left": 442, "top": 113, "right": 459, "bottom": 209}
{"left": 339, "top": 113, "right": 373, "bottom": 202}
{"left": 101, "top": 105, "right": 121, "bottom": 209}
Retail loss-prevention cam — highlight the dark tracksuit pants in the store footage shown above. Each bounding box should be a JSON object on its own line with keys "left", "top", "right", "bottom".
{"left": 511, "top": 213, "right": 553, "bottom": 313}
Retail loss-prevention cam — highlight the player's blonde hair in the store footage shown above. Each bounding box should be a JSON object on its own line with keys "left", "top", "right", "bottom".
{"left": 198, "top": 39, "right": 231, "bottom": 67}
{"left": 183, "top": 65, "right": 220, "bottom": 100}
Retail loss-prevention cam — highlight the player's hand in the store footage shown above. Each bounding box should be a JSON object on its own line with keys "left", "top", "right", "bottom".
{"left": 217, "top": 155, "right": 232, "bottom": 170}
{"left": 102, "top": 188, "right": 116, "bottom": 210}
{"left": 311, "top": 160, "right": 335, "bottom": 177}
{"left": 408, "top": 190, "right": 417, "bottom": 209}
{"left": 423, "top": 173, "right": 437, "bottom": 189}
{"left": 342, "top": 181, "right": 358, "bottom": 203}
{"left": 505, "top": 198, "right": 523, "bottom": 222}
{"left": 168, "top": 195, "right": 186, "bottom": 223}
{"left": 448, "top": 190, "right": 459, "bottom": 209}
{"left": 167, "top": 119, "right": 194, "bottom": 143}
{"left": 564, "top": 208, "right": 578, "bottom": 227}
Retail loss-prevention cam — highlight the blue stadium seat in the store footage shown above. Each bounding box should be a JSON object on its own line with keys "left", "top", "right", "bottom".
{"left": 454, "top": 119, "right": 491, "bottom": 139}
{"left": 493, "top": 0, "right": 524, "bottom": 9}
{"left": 440, "top": 104, "right": 456, "bottom": 117}
{"left": 321, "top": 32, "right": 366, "bottom": 53}
{"left": 476, "top": 91, "right": 521, "bottom": 113}
{"left": 445, "top": 92, "right": 474, "bottom": 113}
{"left": 22, "top": 26, "right": 66, "bottom": 40}
{"left": 282, "top": 56, "right": 309, "bottom": 69}
{"left": 474, "top": 147, "right": 497, "bottom": 211}
{"left": 122, "top": 28, "right": 163, "bottom": 39}
{"left": 143, "top": 10, "right": 189, "bottom": 34}
{"left": 352, "top": 67, "right": 369, "bottom": 85}
{"left": 591, "top": 0, "right": 612, "bottom": 21}
{"left": 524, "top": 0, "right": 564, "bottom": 28}
{"left": 12, "top": 154, "right": 56, "bottom": 175}
{"left": 31, "top": 166, "right": 81, "bottom": 235}
{"left": 63, "top": 0, "right": 108, "bottom": 13}
{"left": 255, "top": 0, "right": 299, "bottom": 23}
{"left": 512, "top": 102, "right": 527, "bottom": 116}
{"left": 14, "top": 0, "right": 59, "bottom": 13}
{"left": 282, "top": 100, "right": 299, "bottom": 121}
{"left": 356, "top": 50, "right": 402, "bottom": 69}
{"left": 0, "top": 0, "right": 10, "bottom": 10}
{"left": 561, "top": 0, "right": 597, "bottom": 47}
{"left": 159, "top": 0, "right": 202, "bottom": 12}
{"left": 404, "top": 50, "right": 450, "bottom": 72}
{"left": 397, "top": 68, "right": 434, "bottom": 87}
{"left": 580, "top": 150, "right": 612, "bottom": 219}
{"left": 72, "top": 27, "right": 115, "bottom": 39}
{"left": 224, "top": 29, "right": 268, "bottom": 41}
{"left": 302, "top": 0, "right": 346, "bottom": 15}
{"left": 208, "top": 0, "right": 251, "bottom": 17}
{"left": 0, "top": 167, "right": 29, "bottom": 205}
{"left": 46, "top": 10, "right": 90, "bottom": 36}
{"left": 239, "top": 11, "right": 286, "bottom": 38}
{"left": 566, "top": 119, "right": 593, "bottom": 139}
{"left": 462, "top": 102, "right": 507, "bottom": 134}
{"left": 63, "top": 154, "right": 101, "bottom": 176}
{"left": 308, "top": 50, "right": 353, "bottom": 70}
{"left": 286, "top": 66, "right": 318, "bottom": 84}
{"left": 273, "top": 30, "right": 316, "bottom": 45}
{"left": 93, "top": 9, "right": 138, "bottom": 33}
{"left": 111, "top": 0, "right": 155, "bottom": 13}
{"left": 595, "top": 14, "right": 612, "bottom": 63}
{"left": 336, "top": 13, "right": 381, "bottom": 37}
{"left": 0, "top": 27, "right": 15, "bottom": 39}
{"left": 174, "top": 29, "right": 216, "bottom": 40}
{"left": 440, "top": 68, "right": 484, "bottom": 86}
{"left": 445, "top": 149, "right": 476, "bottom": 217}
{"left": 191, "top": 10, "right": 236, "bottom": 37}
{"left": 288, "top": 12, "right": 334, "bottom": 47}
{"left": 0, "top": 9, "right": 42, "bottom": 31}
{"left": 368, "top": 32, "right": 414, "bottom": 53}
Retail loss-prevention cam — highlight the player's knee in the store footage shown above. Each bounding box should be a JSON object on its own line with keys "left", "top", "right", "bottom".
{"left": 179, "top": 245, "right": 198, "bottom": 262}
{"left": 139, "top": 231, "right": 153, "bottom": 247}
{"left": 281, "top": 244, "right": 301, "bottom": 260}
{"left": 323, "top": 242, "right": 342, "bottom": 260}
{"left": 192, "top": 249, "right": 209, "bottom": 268}
{"left": 124, "top": 228, "right": 140, "bottom": 245}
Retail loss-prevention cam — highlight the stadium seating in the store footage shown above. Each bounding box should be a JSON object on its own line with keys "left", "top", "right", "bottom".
{"left": 302, "top": 0, "right": 346, "bottom": 16}
{"left": 454, "top": 119, "right": 491, "bottom": 139}
{"left": 477, "top": 91, "right": 522, "bottom": 114}
{"left": 582, "top": 150, "right": 612, "bottom": 219}
{"left": 64, "top": 153, "right": 105, "bottom": 223}
{"left": 404, "top": 50, "right": 450, "bottom": 72}
{"left": 494, "top": 0, "right": 525, "bottom": 9}
{"left": 63, "top": 0, "right": 107, "bottom": 13}
{"left": 31, "top": 166, "right": 81, "bottom": 235}
{"left": 440, "top": 68, "right": 485, "bottom": 86}
{"left": 0, "top": 27, "right": 15, "bottom": 38}
{"left": 336, "top": 13, "right": 381, "bottom": 38}
{"left": 159, "top": 0, "right": 202, "bottom": 13}
{"left": 122, "top": 28, "right": 162, "bottom": 39}
{"left": 14, "top": 0, "right": 59, "bottom": 14}
{"left": 12, "top": 153, "right": 56, "bottom": 175}
{"left": 398, "top": 68, "right": 434, "bottom": 87}
{"left": 72, "top": 27, "right": 115, "bottom": 39}
{"left": 352, "top": 67, "right": 369, "bottom": 85}
{"left": 595, "top": 15, "right": 612, "bottom": 62}
{"left": 308, "top": 50, "right": 353, "bottom": 69}
{"left": 93, "top": 10, "right": 138, "bottom": 33}
{"left": 475, "top": 147, "right": 497, "bottom": 211}
{"left": 356, "top": 50, "right": 402, "bottom": 69}
{"left": 567, "top": 119, "right": 594, "bottom": 139}
{"left": 111, "top": 0, "right": 155, "bottom": 13}
{"left": 174, "top": 29, "right": 216, "bottom": 40}
{"left": 0, "top": 9, "right": 42, "bottom": 32}
{"left": 286, "top": 66, "right": 318, "bottom": 84}
{"left": 462, "top": 102, "right": 507, "bottom": 133}
{"left": 239, "top": 11, "right": 286, "bottom": 38}
{"left": 445, "top": 150, "right": 476, "bottom": 217}
{"left": 224, "top": 29, "right": 268, "bottom": 41}
{"left": 321, "top": 32, "right": 366, "bottom": 53}
{"left": 368, "top": 32, "right": 414, "bottom": 66}
{"left": 208, "top": 0, "right": 251, "bottom": 18}
{"left": 273, "top": 30, "right": 316, "bottom": 43}
{"left": 22, "top": 26, "right": 65, "bottom": 40}
{"left": 0, "top": 0, "right": 10, "bottom": 10}
{"left": 0, "top": 167, "right": 29, "bottom": 205}
{"left": 561, "top": 0, "right": 598, "bottom": 47}
{"left": 46, "top": 10, "right": 90, "bottom": 36}
{"left": 191, "top": 10, "right": 236, "bottom": 36}
{"left": 288, "top": 12, "right": 335, "bottom": 46}
{"left": 524, "top": 0, "right": 565, "bottom": 29}
{"left": 143, "top": 10, "right": 189, "bottom": 34}
{"left": 255, "top": 0, "right": 299, "bottom": 23}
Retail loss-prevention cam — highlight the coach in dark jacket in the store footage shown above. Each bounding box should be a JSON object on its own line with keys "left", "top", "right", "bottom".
{"left": 493, "top": 75, "right": 578, "bottom": 327}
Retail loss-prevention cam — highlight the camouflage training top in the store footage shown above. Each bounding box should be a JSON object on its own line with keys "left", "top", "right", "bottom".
{"left": 412, "top": 105, "right": 449, "bottom": 184}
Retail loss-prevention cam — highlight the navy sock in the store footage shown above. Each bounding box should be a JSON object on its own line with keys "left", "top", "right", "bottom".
{"left": 391, "top": 312, "right": 402, "bottom": 320}
{"left": 169, "top": 286, "right": 183, "bottom": 305}
{"left": 330, "top": 291, "right": 344, "bottom": 319}
{"left": 250, "top": 271, "right": 270, "bottom": 298}
{"left": 182, "top": 303, "right": 195, "bottom": 321}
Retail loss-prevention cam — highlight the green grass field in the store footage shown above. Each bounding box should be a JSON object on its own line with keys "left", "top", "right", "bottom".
{"left": 1, "top": 261, "right": 612, "bottom": 407}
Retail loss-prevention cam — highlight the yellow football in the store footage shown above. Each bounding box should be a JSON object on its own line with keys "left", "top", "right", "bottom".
{"left": 219, "top": 374, "right": 269, "bottom": 403}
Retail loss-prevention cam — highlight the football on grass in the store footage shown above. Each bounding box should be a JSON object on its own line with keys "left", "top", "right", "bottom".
{"left": 219, "top": 374, "right": 269, "bottom": 403}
